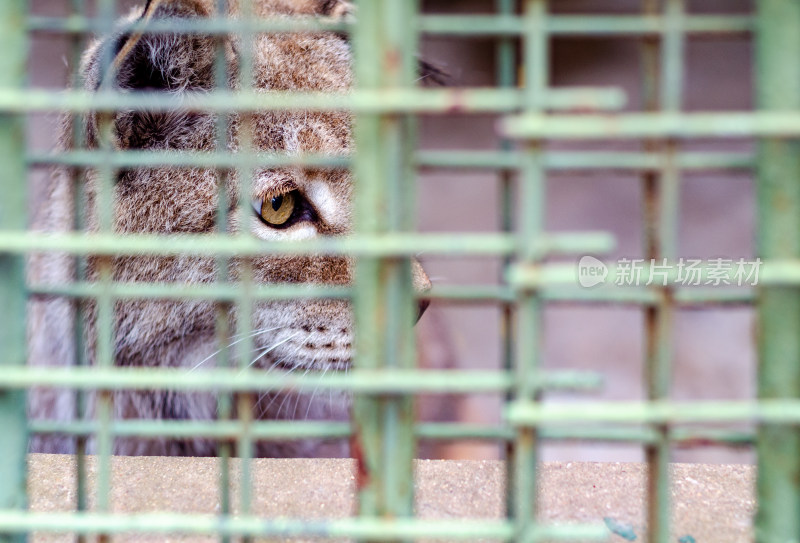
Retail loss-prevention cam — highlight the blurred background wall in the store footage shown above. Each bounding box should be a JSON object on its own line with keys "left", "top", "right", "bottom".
{"left": 28, "top": 0, "right": 756, "bottom": 463}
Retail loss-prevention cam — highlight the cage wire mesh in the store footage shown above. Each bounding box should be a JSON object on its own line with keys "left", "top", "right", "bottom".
{"left": 0, "top": 0, "right": 795, "bottom": 541}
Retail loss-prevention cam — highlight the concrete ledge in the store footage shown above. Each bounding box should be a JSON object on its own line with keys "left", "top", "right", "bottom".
{"left": 28, "top": 454, "right": 754, "bottom": 542}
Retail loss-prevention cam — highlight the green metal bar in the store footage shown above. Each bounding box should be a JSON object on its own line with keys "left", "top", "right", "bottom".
{"left": 0, "top": 513, "right": 607, "bottom": 542}
{"left": 508, "top": 399, "right": 800, "bottom": 425}
{"left": 2, "top": 232, "right": 517, "bottom": 256}
{"left": 416, "top": 150, "right": 754, "bottom": 171}
{"left": 509, "top": 260, "right": 764, "bottom": 288}
{"left": 0, "top": 231, "right": 612, "bottom": 259}
{"left": 755, "top": 2, "right": 800, "bottom": 542}
{"left": 24, "top": 282, "right": 758, "bottom": 306}
{"left": 67, "top": 1, "right": 90, "bottom": 533}
{"left": 29, "top": 149, "right": 756, "bottom": 172}
{"left": 28, "top": 151, "right": 350, "bottom": 169}
{"left": 0, "top": 88, "right": 623, "bottom": 114}
{"left": 233, "top": 4, "right": 257, "bottom": 532}
{"left": 26, "top": 13, "right": 754, "bottom": 38}
{"left": 640, "top": 2, "right": 667, "bottom": 540}
{"left": 495, "top": 0, "right": 518, "bottom": 520}
{"left": 503, "top": 111, "right": 800, "bottom": 139}
{"left": 0, "top": 1, "right": 29, "bottom": 541}
{"left": 93, "top": 0, "right": 119, "bottom": 529}
{"left": 0, "top": 368, "right": 600, "bottom": 394}
{"left": 432, "top": 285, "right": 755, "bottom": 306}
{"left": 418, "top": 14, "right": 754, "bottom": 37}
{"left": 511, "top": 2, "right": 548, "bottom": 541}
{"left": 209, "top": 2, "right": 234, "bottom": 536}
{"left": 27, "top": 16, "right": 351, "bottom": 35}
{"left": 27, "top": 419, "right": 756, "bottom": 446}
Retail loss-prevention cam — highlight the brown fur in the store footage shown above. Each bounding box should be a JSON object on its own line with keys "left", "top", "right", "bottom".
{"left": 28, "top": 0, "right": 440, "bottom": 457}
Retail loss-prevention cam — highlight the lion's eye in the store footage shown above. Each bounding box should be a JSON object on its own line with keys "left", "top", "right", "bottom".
{"left": 256, "top": 191, "right": 297, "bottom": 227}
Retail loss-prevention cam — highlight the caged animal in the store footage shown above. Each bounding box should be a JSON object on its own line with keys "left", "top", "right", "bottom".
{"left": 28, "top": 0, "right": 452, "bottom": 457}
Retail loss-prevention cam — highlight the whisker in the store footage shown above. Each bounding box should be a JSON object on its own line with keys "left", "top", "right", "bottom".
{"left": 258, "top": 341, "right": 307, "bottom": 416}
{"left": 291, "top": 365, "right": 315, "bottom": 420}
{"left": 305, "top": 365, "right": 329, "bottom": 421}
{"left": 238, "top": 331, "right": 301, "bottom": 374}
{"left": 187, "top": 325, "right": 286, "bottom": 373}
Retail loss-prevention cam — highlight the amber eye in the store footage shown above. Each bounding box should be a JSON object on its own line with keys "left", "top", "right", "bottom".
{"left": 258, "top": 192, "right": 296, "bottom": 227}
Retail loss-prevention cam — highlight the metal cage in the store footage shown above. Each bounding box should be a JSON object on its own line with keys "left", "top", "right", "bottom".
{"left": 0, "top": 0, "right": 795, "bottom": 541}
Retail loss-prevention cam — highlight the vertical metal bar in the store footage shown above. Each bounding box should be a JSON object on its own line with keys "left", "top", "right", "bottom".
{"left": 0, "top": 1, "right": 29, "bottom": 542}
{"left": 210, "top": 3, "right": 234, "bottom": 539}
{"left": 514, "top": 2, "right": 546, "bottom": 541}
{"left": 496, "top": 0, "right": 518, "bottom": 520}
{"left": 755, "top": 2, "right": 800, "bottom": 542}
{"left": 68, "top": 1, "right": 90, "bottom": 535}
{"left": 352, "top": 0, "right": 418, "bottom": 533}
{"left": 235, "top": 2, "right": 256, "bottom": 535}
{"left": 642, "top": 1, "right": 683, "bottom": 541}
{"left": 94, "top": 1, "right": 119, "bottom": 534}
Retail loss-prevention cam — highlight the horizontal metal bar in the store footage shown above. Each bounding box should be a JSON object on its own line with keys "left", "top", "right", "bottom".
{"left": 28, "top": 14, "right": 753, "bottom": 38}
{"left": 755, "top": 260, "right": 800, "bottom": 285}
{"left": 28, "top": 420, "right": 754, "bottom": 447}
{"left": 0, "top": 512, "right": 608, "bottom": 541}
{"left": 8, "top": 233, "right": 515, "bottom": 257}
{"left": 426, "top": 285, "right": 517, "bottom": 303}
{"left": 2, "top": 88, "right": 621, "bottom": 114}
{"left": 6, "top": 89, "right": 516, "bottom": 114}
{"left": 0, "top": 513, "right": 521, "bottom": 540}
{"left": 29, "top": 282, "right": 518, "bottom": 304}
{"left": 547, "top": 14, "right": 754, "bottom": 36}
{"left": 0, "top": 368, "right": 601, "bottom": 393}
{"left": 27, "top": 421, "right": 514, "bottom": 441}
{"left": 416, "top": 424, "right": 753, "bottom": 446}
{"left": 508, "top": 400, "right": 800, "bottom": 425}
{"left": 541, "top": 286, "right": 755, "bottom": 306}
{"left": 536, "top": 87, "right": 627, "bottom": 111}
{"left": 29, "top": 420, "right": 352, "bottom": 440}
{"left": 27, "top": 282, "right": 755, "bottom": 307}
{"left": 31, "top": 149, "right": 753, "bottom": 173}
{"left": 29, "top": 282, "right": 351, "bottom": 301}
{"left": 416, "top": 150, "right": 754, "bottom": 172}
{"left": 540, "top": 427, "right": 753, "bottom": 446}
{"left": 418, "top": 14, "right": 753, "bottom": 36}
{"left": 1, "top": 231, "right": 612, "bottom": 258}
{"left": 27, "top": 151, "right": 350, "bottom": 170}
{"left": 502, "top": 111, "right": 800, "bottom": 140}
{"left": 27, "top": 15, "right": 350, "bottom": 35}
{"left": 509, "top": 261, "right": 765, "bottom": 288}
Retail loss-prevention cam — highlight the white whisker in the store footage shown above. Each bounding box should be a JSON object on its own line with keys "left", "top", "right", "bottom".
{"left": 291, "top": 365, "right": 315, "bottom": 420}
{"left": 238, "top": 331, "right": 301, "bottom": 374}
{"left": 187, "top": 325, "right": 286, "bottom": 373}
{"left": 257, "top": 340, "right": 308, "bottom": 417}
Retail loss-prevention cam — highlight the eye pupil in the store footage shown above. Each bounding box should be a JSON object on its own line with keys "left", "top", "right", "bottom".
{"left": 271, "top": 196, "right": 283, "bottom": 211}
